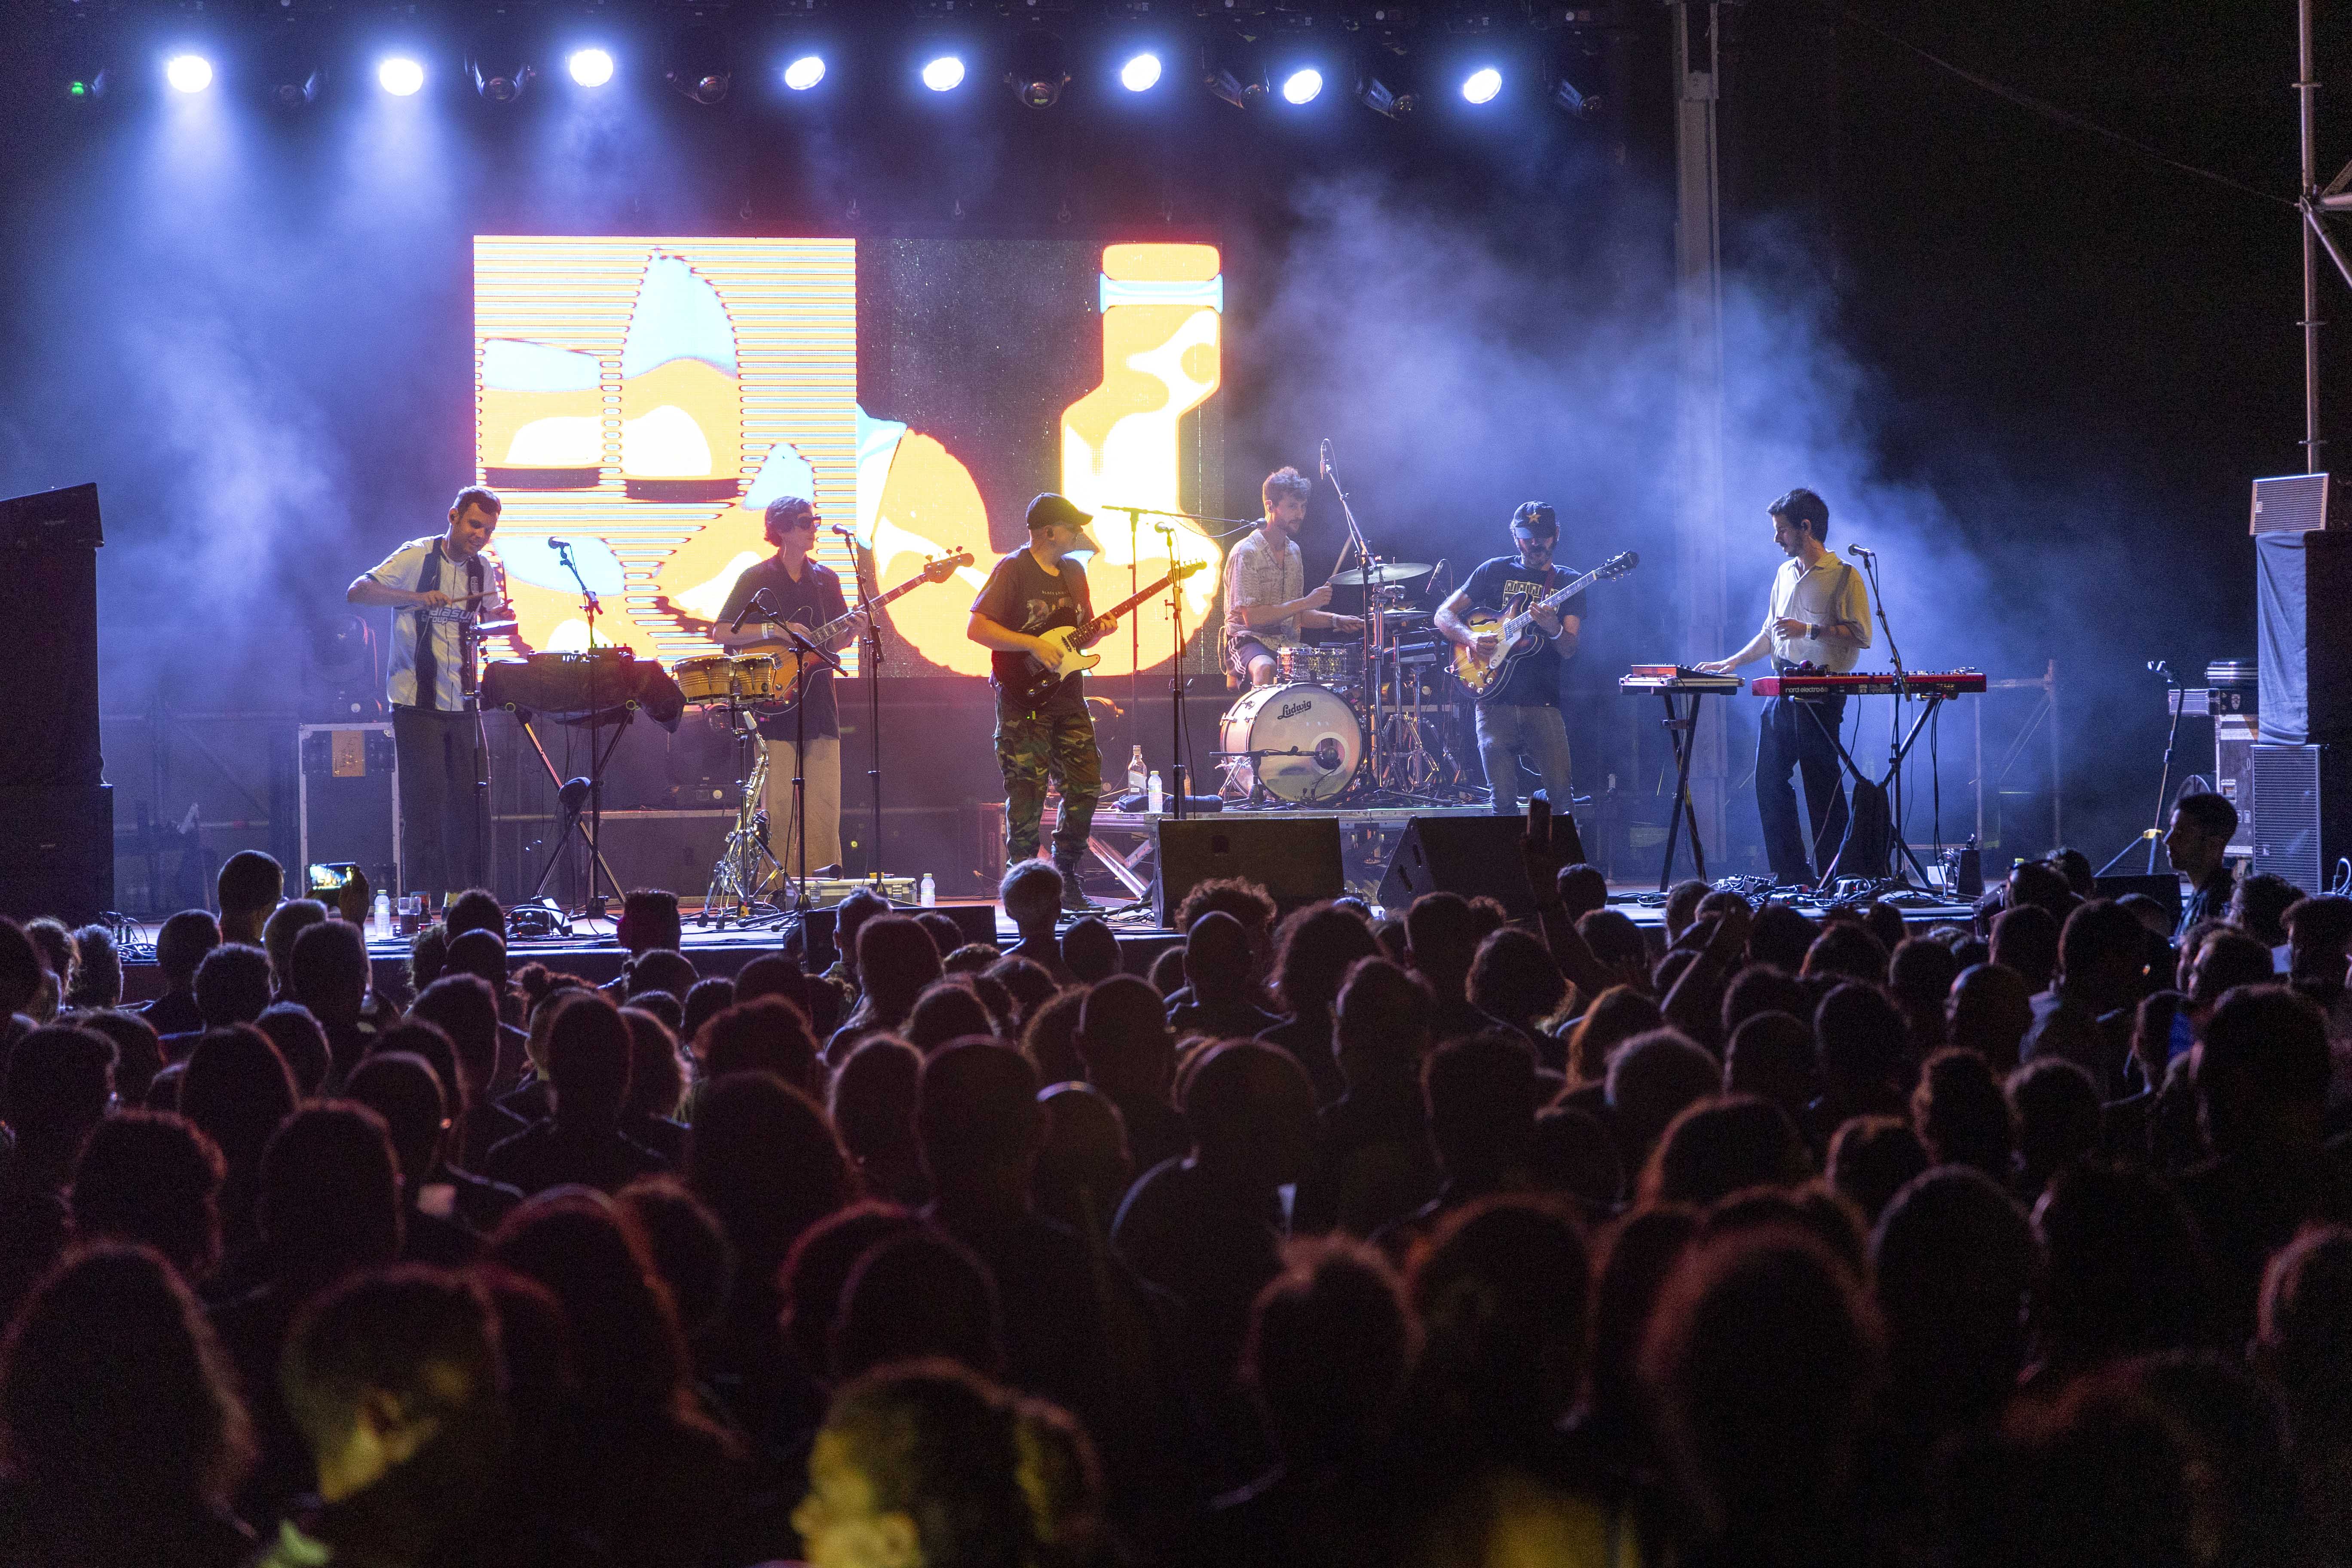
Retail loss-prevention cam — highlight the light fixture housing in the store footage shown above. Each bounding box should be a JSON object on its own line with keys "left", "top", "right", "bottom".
{"left": 1005, "top": 29, "right": 1069, "bottom": 109}
{"left": 567, "top": 47, "right": 615, "bottom": 87}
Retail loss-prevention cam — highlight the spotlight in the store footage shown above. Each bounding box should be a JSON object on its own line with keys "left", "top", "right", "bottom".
{"left": 1279, "top": 66, "right": 1323, "bottom": 104}
{"left": 1119, "top": 52, "right": 1162, "bottom": 92}
{"left": 1460, "top": 65, "right": 1500, "bottom": 103}
{"left": 1203, "top": 35, "right": 1265, "bottom": 108}
{"left": 1550, "top": 73, "right": 1598, "bottom": 116}
{"left": 1357, "top": 73, "right": 1412, "bottom": 118}
{"left": 67, "top": 71, "right": 109, "bottom": 101}
{"left": 568, "top": 47, "right": 615, "bottom": 87}
{"left": 472, "top": 59, "right": 533, "bottom": 101}
{"left": 165, "top": 54, "right": 214, "bottom": 94}
{"left": 920, "top": 54, "right": 965, "bottom": 92}
{"left": 1006, "top": 30, "right": 1068, "bottom": 109}
{"left": 378, "top": 56, "right": 426, "bottom": 96}
{"left": 784, "top": 54, "right": 826, "bottom": 90}
{"left": 665, "top": 22, "right": 730, "bottom": 104}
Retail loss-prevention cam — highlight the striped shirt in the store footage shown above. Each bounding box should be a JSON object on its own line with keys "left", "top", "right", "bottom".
{"left": 364, "top": 535, "right": 510, "bottom": 710}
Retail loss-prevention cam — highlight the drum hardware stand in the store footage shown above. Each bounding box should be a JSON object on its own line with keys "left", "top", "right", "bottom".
{"left": 698, "top": 690, "right": 787, "bottom": 928}
{"left": 1320, "top": 442, "right": 1391, "bottom": 799}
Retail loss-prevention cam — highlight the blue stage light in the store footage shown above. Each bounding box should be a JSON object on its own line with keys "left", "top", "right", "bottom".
{"left": 1461, "top": 67, "right": 1501, "bottom": 104}
{"left": 784, "top": 54, "right": 826, "bottom": 91}
{"left": 568, "top": 48, "right": 614, "bottom": 87}
{"left": 921, "top": 54, "right": 965, "bottom": 92}
{"left": 379, "top": 56, "right": 426, "bottom": 96}
{"left": 166, "top": 54, "right": 214, "bottom": 94}
{"left": 1120, "top": 52, "right": 1162, "bottom": 92}
{"left": 1280, "top": 67, "right": 1322, "bottom": 105}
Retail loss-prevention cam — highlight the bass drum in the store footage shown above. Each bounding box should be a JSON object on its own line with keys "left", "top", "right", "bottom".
{"left": 1219, "top": 683, "right": 1364, "bottom": 803}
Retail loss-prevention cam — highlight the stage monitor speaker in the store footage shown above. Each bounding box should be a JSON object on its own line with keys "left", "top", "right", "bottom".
{"left": 1377, "top": 812, "right": 1583, "bottom": 920}
{"left": 2093, "top": 873, "right": 2182, "bottom": 932}
{"left": 1154, "top": 818, "right": 1344, "bottom": 928}
{"left": 2250, "top": 743, "right": 2352, "bottom": 896}
{"left": 935, "top": 902, "right": 1000, "bottom": 949}
{"left": 0, "top": 785, "right": 114, "bottom": 925}
{"left": 2256, "top": 533, "right": 2352, "bottom": 746}
{"left": 0, "top": 484, "right": 102, "bottom": 790}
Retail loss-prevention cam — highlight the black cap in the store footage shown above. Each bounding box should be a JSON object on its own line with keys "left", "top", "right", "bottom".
{"left": 1025, "top": 493, "right": 1093, "bottom": 532}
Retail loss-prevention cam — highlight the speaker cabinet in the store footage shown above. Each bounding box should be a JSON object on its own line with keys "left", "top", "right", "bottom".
{"left": 2217, "top": 714, "right": 2258, "bottom": 859}
{"left": 1376, "top": 812, "right": 1583, "bottom": 920}
{"left": 2256, "top": 533, "right": 2352, "bottom": 746}
{"left": 0, "top": 785, "right": 114, "bottom": 924}
{"left": 1153, "top": 818, "right": 1344, "bottom": 928}
{"left": 299, "top": 724, "right": 402, "bottom": 897}
{"left": 2250, "top": 743, "right": 2352, "bottom": 896}
{"left": 0, "top": 484, "right": 102, "bottom": 790}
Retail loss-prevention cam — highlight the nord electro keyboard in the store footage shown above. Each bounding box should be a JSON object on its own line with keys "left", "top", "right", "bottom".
{"left": 1749, "top": 670, "right": 1988, "bottom": 699}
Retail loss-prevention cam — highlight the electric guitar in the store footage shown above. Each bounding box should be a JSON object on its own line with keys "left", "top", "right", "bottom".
{"left": 1451, "top": 551, "right": 1640, "bottom": 699}
{"left": 1008, "top": 560, "right": 1209, "bottom": 707}
{"left": 743, "top": 550, "right": 972, "bottom": 711}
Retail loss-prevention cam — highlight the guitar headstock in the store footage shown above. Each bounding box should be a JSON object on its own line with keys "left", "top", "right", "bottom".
{"left": 921, "top": 550, "right": 974, "bottom": 583}
{"left": 1171, "top": 559, "right": 1208, "bottom": 581}
{"left": 1596, "top": 551, "right": 1639, "bottom": 580}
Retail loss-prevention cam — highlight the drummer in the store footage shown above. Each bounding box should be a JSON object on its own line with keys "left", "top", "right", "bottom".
{"left": 1223, "top": 466, "right": 1365, "bottom": 686}
{"left": 713, "top": 496, "right": 866, "bottom": 878}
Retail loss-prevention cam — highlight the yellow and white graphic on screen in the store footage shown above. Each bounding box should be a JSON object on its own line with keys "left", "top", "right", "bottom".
{"left": 471, "top": 239, "right": 1222, "bottom": 679}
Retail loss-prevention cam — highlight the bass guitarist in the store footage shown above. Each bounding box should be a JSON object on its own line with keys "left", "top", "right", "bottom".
{"left": 1434, "top": 502, "right": 1581, "bottom": 817}
{"left": 967, "top": 493, "right": 1104, "bottom": 910}
{"left": 713, "top": 496, "right": 867, "bottom": 878}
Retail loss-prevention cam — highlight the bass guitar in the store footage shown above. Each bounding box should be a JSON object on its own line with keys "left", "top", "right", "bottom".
{"left": 1451, "top": 551, "right": 1639, "bottom": 699}
{"left": 1008, "top": 559, "right": 1209, "bottom": 707}
{"left": 743, "top": 549, "right": 973, "bottom": 711}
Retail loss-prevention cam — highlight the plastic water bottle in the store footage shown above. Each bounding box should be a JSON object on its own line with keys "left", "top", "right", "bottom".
{"left": 919, "top": 872, "right": 937, "bottom": 907}
{"left": 1147, "top": 769, "right": 1164, "bottom": 814}
{"left": 1128, "top": 744, "right": 1147, "bottom": 799}
{"left": 371, "top": 891, "right": 392, "bottom": 942}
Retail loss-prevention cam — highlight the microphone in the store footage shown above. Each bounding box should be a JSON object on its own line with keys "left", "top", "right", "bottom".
{"left": 547, "top": 537, "right": 572, "bottom": 551}
{"left": 1844, "top": 544, "right": 1875, "bottom": 560}
{"left": 728, "top": 589, "right": 769, "bottom": 634}
{"left": 1432, "top": 558, "right": 1449, "bottom": 588}
{"left": 828, "top": 524, "right": 857, "bottom": 540}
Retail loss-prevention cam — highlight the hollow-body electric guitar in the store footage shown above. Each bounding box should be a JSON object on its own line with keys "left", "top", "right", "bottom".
{"left": 1009, "top": 559, "right": 1209, "bottom": 707}
{"left": 1451, "top": 551, "right": 1640, "bottom": 699}
{"left": 742, "top": 550, "right": 971, "bottom": 712}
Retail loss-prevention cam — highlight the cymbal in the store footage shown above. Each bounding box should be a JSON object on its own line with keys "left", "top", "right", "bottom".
{"left": 1329, "top": 561, "right": 1433, "bottom": 586}
{"left": 1380, "top": 609, "right": 1433, "bottom": 622}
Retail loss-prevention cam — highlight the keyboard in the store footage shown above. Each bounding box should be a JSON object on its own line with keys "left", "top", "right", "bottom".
{"left": 1749, "top": 670, "right": 1988, "bottom": 698}
{"left": 1620, "top": 665, "right": 1744, "bottom": 693}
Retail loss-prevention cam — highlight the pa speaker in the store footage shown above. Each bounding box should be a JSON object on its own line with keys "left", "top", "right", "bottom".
{"left": 0, "top": 785, "right": 115, "bottom": 925}
{"left": 2251, "top": 743, "right": 2352, "bottom": 896}
{"left": 1377, "top": 812, "right": 1582, "bottom": 920}
{"left": 1154, "top": 818, "right": 1344, "bottom": 929}
{"left": 2256, "top": 533, "right": 2352, "bottom": 746}
{"left": 934, "top": 901, "right": 1001, "bottom": 949}
{"left": 0, "top": 485, "right": 102, "bottom": 790}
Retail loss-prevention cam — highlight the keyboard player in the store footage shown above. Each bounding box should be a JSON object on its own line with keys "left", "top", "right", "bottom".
{"left": 1693, "top": 487, "right": 1872, "bottom": 888}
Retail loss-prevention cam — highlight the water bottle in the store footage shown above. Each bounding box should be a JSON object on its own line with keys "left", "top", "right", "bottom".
{"left": 919, "top": 872, "right": 937, "bottom": 907}
{"left": 371, "top": 891, "right": 392, "bottom": 942}
{"left": 1147, "top": 769, "right": 1164, "bottom": 814}
{"left": 1127, "top": 744, "right": 1147, "bottom": 799}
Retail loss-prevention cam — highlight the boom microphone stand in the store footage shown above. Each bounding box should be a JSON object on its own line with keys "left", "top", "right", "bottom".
{"left": 2098, "top": 661, "right": 2185, "bottom": 876}
{"left": 840, "top": 530, "right": 888, "bottom": 891}
{"left": 1320, "top": 440, "right": 1386, "bottom": 795}
{"left": 550, "top": 539, "right": 614, "bottom": 916}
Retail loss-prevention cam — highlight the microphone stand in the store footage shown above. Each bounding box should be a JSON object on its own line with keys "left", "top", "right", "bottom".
{"left": 781, "top": 619, "right": 844, "bottom": 917}
{"left": 848, "top": 543, "right": 887, "bottom": 892}
{"left": 1321, "top": 451, "right": 1384, "bottom": 796}
{"left": 2098, "top": 664, "right": 2184, "bottom": 876}
{"left": 551, "top": 540, "right": 610, "bottom": 916}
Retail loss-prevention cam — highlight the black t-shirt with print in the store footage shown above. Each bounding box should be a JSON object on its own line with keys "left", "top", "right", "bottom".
{"left": 972, "top": 549, "right": 1094, "bottom": 718}
{"left": 1463, "top": 554, "right": 1587, "bottom": 708}
{"left": 714, "top": 556, "right": 851, "bottom": 740}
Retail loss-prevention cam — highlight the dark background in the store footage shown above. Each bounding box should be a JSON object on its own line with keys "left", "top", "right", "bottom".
{"left": 0, "top": 0, "right": 2336, "bottom": 897}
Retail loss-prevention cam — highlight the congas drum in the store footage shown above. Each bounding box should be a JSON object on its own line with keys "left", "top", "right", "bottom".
{"left": 1278, "top": 643, "right": 1363, "bottom": 689}
{"left": 674, "top": 654, "right": 778, "bottom": 707}
{"left": 1218, "top": 683, "right": 1365, "bottom": 803}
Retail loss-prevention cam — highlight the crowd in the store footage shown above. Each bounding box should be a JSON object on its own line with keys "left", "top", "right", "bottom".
{"left": 1, "top": 821, "right": 2351, "bottom": 1568}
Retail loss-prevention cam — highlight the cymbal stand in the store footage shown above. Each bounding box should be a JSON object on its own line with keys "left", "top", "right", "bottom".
{"left": 699, "top": 692, "right": 785, "bottom": 927}
{"left": 1321, "top": 449, "right": 1390, "bottom": 795}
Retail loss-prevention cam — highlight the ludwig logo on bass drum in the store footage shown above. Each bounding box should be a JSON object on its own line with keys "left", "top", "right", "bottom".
{"left": 1277, "top": 698, "right": 1317, "bottom": 720}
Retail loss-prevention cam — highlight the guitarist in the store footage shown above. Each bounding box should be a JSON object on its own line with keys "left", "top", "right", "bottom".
{"left": 967, "top": 494, "right": 1105, "bottom": 910}
{"left": 713, "top": 496, "right": 867, "bottom": 877}
{"left": 1435, "top": 502, "right": 1582, "bottom": 817}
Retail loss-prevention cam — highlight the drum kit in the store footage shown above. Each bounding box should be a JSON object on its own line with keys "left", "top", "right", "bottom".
{"left": 1213, "top": 558, "right": 1481, "bottom": 807}
{"left": 670, "top": 652, "right": 795, "bottom": 918}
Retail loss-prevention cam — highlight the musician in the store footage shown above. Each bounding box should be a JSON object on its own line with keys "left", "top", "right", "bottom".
{"left": 347, "top": 485, "right": 511, "bottom": 900}
{"left": 712, "top": 496, "right": 867, "bottom": 879}
{"left": 968, "top": 494, "right": 1104, "bottom": 911}
{"left": 1694, "top": 487, "right": 1873, "bottom": 888}
{"left": 1435, "top": 502, "right": 1581, "bottom": 817}
{"left": 1223, "top": 466, "right": 1364, "bottom": 685}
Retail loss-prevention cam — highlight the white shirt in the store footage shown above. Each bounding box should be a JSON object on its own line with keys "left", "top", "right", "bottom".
{"left": 1224, "top": 527, "right": 1306, "bottom": 643}
{"left": 1766, "top": 555, "right": 1871, "bottom": 671}
{"left": 363, "top": 536, "right": 510, "bottom": 710}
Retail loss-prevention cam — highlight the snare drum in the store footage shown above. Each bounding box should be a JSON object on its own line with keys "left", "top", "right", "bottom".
{"left": 1278, "top": 643, "right": 1363, "bottom": 689}
{"left": 674, "top": 654, "right": 778, "bottom": 707}
{"left": 1218, "top": 683, "right": 1365, "bottom": 803}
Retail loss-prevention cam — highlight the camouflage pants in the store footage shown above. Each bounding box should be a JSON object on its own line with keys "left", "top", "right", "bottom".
{"left": 996, "top": 707, "right": 1103, "bottom": 869}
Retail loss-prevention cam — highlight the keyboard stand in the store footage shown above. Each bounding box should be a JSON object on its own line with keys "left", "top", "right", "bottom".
{"left": 1654, "top": 689, "right": 1713, "bottom": 893}
{"left": 1804, "top": 685, "right": 1953, "bottom": 889}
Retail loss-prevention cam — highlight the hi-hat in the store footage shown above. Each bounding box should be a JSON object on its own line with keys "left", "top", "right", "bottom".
{"left": 1329, "top": 561, "right": 1433, "bottom": 585}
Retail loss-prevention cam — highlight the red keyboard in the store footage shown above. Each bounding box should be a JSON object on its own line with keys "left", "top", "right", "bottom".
{"left": 1750, "top": 670, "right": 1987, "bottom": 698}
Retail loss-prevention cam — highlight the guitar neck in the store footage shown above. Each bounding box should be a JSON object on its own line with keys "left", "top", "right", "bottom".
{"left": 1535, "top": 568, "right": 1601, "bottom": 614}
{"left": 1075, "top": 572, "right": 1184, "bottom": 641}
{"left": 801, "top": 562, "right": 956, "bottom": 644}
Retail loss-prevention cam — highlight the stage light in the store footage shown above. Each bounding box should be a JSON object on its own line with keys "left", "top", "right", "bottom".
{"left": 1006, "top": 30, "right": 1068, "bottom": 109}
{"left": 1358, "top": 73, "right": 1412, "bottom": 118}
{"left": 165, "top": 54, "right": 214, "bottom": 94}
{"left": 1120, "top": 52, "right": 1162, "bottom": 92}
{"left": 568, "top": 48, "right": 614, "bottom": 87}
{"left": 784, "top": 54, "right": 826, "bottom": 90}
{"left": 921, "top": 54, "right": 965, "bottom": 92}
{"left": 1461, "top": 65, "right": 1500, "bottom": 103}
{"left": 1279, "top": 67, "right": 1323, "bottom": 104}
{"left": 1551, "top": 73, "right": 1598, "bottom": 116}
{"left": 665, "top": 22, "right": 730, "bottom": 104}
{"left": 378, "top": 56, "right": 426, "bottom": 96}
{"left": 472, "top": 60, "right": 532, "bottom": 101}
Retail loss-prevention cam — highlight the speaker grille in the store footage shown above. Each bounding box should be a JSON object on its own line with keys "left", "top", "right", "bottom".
{"left": 2251, "top": 744, "right": 2338, "bottom": 893}
{"left": 2252, "top": 473, "right": 2340, "bottom": 535}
